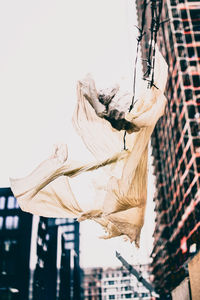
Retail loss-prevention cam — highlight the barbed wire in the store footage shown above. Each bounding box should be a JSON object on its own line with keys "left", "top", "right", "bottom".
{"left": 123, "top": 0, "right": 165, "bottom": 150}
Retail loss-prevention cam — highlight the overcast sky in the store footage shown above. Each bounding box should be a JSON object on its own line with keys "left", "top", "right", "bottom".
{"left": 0, "top": 0, "right": 155, "bottom": 268}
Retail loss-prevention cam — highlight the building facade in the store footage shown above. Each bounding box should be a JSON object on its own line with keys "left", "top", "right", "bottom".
{"left": 82, "top": 265, "right": 152, "bottom": 300}
{"left": 0, "top": 188, "right": 81, "bottom": 300}
{"left": 32, "top": 217, "right": 81, "bottom": 300}
{"left": 0, "top": 187, "right": 33, "bottom": 300}
{"left": 136, "top": 0, "right": 200, "bottom": 297}
{"left": 81, "top": 267, "right": 103, "bottom": 300}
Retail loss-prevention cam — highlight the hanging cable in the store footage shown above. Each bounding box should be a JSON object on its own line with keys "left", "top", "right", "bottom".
{"left": 123, "top": 0, "right": 167, "bottom": 150}
{"left": 123, "top": 0, "right": 147, "bottom": 150}
{"left": 144, "top": 0, "right": 163, "bottom": 87}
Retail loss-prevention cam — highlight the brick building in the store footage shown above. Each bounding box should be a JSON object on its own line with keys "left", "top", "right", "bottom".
{"left": 136, "top": 0, "right": 200, "bottom": 298}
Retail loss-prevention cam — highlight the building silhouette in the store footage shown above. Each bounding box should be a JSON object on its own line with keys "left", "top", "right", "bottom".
{"left": 0, "top": 187, "right": 33, "bottom": 300}
{"left": 136, "top": 0, "right": 200, "bottom": 298}
{"left": 32, "top": 217, "right": 81, "bottom": 300}
{"left": 0, "top": 188, "right": 81, "bottom": 300}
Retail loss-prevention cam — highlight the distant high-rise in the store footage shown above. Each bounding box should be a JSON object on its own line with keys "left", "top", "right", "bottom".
{"left": 0, "top": 187, "right": 33, "bottom": 300}
{"left": 0, "top": 188, "right": 81, "bottom": 300}
{"left": 136, "top": 0, "right": 200, "bottom": 297}
{"left": 32, "top": 217, "right": 81, "bottom": 300}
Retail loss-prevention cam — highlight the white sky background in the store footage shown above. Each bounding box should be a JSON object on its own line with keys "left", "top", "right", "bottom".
{"left": 0, "top": 0, "right": 155, "bottom": 268}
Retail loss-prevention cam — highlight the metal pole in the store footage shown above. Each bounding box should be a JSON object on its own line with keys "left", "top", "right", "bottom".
{"left": 116, "top": 251, "right": 155, "bottom": 293}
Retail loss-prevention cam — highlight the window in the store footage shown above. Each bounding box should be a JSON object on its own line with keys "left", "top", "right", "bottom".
{"left": 109, "top": 296, "right": 115, "bottom": 299}
{"left": 4, "top": 240, "right": 11, "bottom": 251}
{"left": 7, "top": 196, "right": 15, "bottom": 209}
{"left": 108, "top": 281, "right": 114, "bottom": 285}
{"left": 185, "top": 89, "right": 193, "bottom": 101}
{"left": 55, "top": 218, "right": 66, "bottom": 225}
{"left": 182, "top": 74, "right": 190, "bottom": 87}
{"left": 193, "top": 75, "right": 200, "bottom": 88}
{"left": 66, "top": 218, "right": 74, "bottom": 223}
{"left": 64, "top": 233, "right": 74, "bottom": 241}
{"left": 180, "top": 59, "right": 187, "bottom": 72}
{"left": 121, "top": 280, "right": 130, "bottom": 284}
{"left": 5, "top": 216, "right": 19, "bottom": 230}
{"left": 125, "top": 294, "right": 132, "bottom": 299}
{"left": 187, "top": 105, "right": 196, "bottom": 119}
{"left": 188, "top": 47, "right": 195, "bottom": 58}
{"left": 13, "top": 216, "right": 19, "bottom": 229}
{"left": 65, "top": 242, "right": 74, "bottom": 249}
{"left": 38, "top": 259, "right": 44, "bottom": 268}
{"left": 7, "top": 196, "right": 19, "bottom": 209}
{"left": 5, "top": 216, "right": 13, "bottom": 229}
{"left": 62, "top": 224, "right": 74, "bottom": 232}
{"left": 0, "top": 197, "right": 5, "bottom": 209}
{"left": 37, "top": 237, "right": 42, "bottom": 246}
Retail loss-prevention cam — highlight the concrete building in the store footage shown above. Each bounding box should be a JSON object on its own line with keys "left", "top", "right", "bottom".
{"left": 32, "top": 217, "right": 81, "bottom": 300}
{"left": 82, "top": 265, "right": 152, "bottom": 300}
{"left": 102, "top": 266, "right": 152, "bottom": 300}
{"left": 136, "top": 0, "right": 200, "bottom": 298}
{"left": 0, "top": 188, "right": 81, "bottom": 300}
{"left": 0, "top": 187, "right": 32, "bottom": 300}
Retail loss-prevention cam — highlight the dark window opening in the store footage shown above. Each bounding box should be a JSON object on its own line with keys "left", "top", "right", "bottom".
{"left": 180, "top": 59, "right": 187, "bottom": 71}
{"left": 193, "top": 138, "right": 200, "bottom": 149}
{"left": 172, "top": 9, "right": 179, "bottom": 18}
{"left": 188, "top": 47, "right": 195, "bottom": 58}
{"left": 193, "top": 75, "right": 200, "bottom": 88}
{"left": 190, "top": 9, "right": 200, "bottom": 20}
{"left": 194, "top": 33, "right": 200, "bottom": 42}
{"left": 181, "top": 9, "right": 188, "bottom": 20}
{"left": 185, "top": 89, "right": 193, "bottom": 101}
{"left": 190, "top": 60, "right": 197, "bottom": 67}
{"left": 173, "top": 20, "right": 181, "bottom": 31}
{"left": 185, "top": 34, "right": 192, "bottom": 44}
{"left": 187, "top": 105, "right": 196, "bottom": 119}
{"left": 183, "top": 74, "right": 191, "bottom": 87}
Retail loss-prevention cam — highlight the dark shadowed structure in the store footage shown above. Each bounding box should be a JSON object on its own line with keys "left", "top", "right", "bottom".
{"left": 0, "top": 187, "right": 32, "bottom": 300}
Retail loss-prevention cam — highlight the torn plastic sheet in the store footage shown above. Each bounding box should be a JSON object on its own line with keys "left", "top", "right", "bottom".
{"left": 10, "top": 48, "right": 168, "bottom": 247}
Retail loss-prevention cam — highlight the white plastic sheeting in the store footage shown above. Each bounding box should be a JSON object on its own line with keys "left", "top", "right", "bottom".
{"left": 10, "top": 48, "right": 168, "bottom": 247}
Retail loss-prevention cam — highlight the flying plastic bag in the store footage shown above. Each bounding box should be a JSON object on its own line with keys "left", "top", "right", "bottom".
{"left": 10, "top": 48, "right": 168, "bottom": 247}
